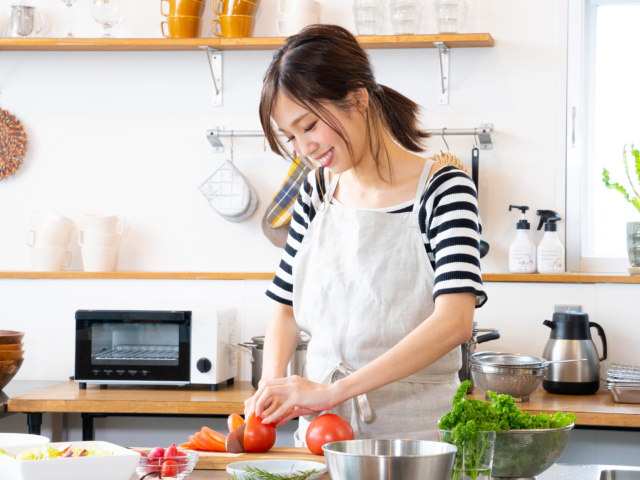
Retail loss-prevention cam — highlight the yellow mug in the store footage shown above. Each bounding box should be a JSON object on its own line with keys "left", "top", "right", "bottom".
{"left": 214, "top": 0, "right": 259, "bottom": 16}
{"left": 161, "top": 15, "right": 201, "bottom": 38}
{"left": 161, "top": 0, "right": 204, "bottom": 17}
{"left": 211, "top": 14, "right": 255, "bottom": 38}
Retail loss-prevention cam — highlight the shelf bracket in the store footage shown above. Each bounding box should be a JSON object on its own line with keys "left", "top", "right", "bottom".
{"left": 478, "top": 123, "right": 493, "bottom": 150}
{"left": 200, "top": 46, "right": 222, "bottom": 107}
{"left": 433, "top": 42, "right": 450, "bottom": 106}
{"left": 207, "top": 127, "right": 225, "bottom": 153}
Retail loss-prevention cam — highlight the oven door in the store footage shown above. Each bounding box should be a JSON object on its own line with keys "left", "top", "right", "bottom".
{"left": 75, "top": 310, "right": 191, "bottom": 384}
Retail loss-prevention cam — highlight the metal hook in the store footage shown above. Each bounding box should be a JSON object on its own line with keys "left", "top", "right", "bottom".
{"left": 441, "top": 128, "right": 449, "bottom": 153}
{"left": 474, "top": 130, "right": 479, "bottom": 148}
{"left": 230, "top": 130, "right": 234, "bottom": 163}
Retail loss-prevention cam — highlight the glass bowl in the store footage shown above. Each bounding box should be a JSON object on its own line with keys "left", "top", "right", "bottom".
{"left": 135, "top": 449, "right": 198, "bottom": 480}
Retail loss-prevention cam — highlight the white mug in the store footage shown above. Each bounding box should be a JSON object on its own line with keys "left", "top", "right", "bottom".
{"left": 78, "top": 229, "right": 120, "bottom": 248}
{"left": 84, "top": 214, "right": 128, "bottom": 236}
{"left": 277, "top": 13, "right": 319, "bottom": 36}
{"left": 81, "top": 247, "right": 119, "bottom": 272}
{"left": 27, "top": 228, "right": 71, "bottom": 248}
{"left": 30, "top": 210, "right": 75, "bottom": 235}
{"left": 278, "top": 0, "right": 322, "bottom": 15}
{"left": 30, "top": 247, "right": 72, "bottom": 271}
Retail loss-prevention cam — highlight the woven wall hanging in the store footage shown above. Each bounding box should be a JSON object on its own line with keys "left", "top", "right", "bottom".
{"left": 0, "top": 108, "right": 27, "bottom": 180}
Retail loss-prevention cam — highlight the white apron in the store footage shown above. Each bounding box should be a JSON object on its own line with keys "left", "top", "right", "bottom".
{"left": 292, "top": 160, "right": 461, "bottom": 445}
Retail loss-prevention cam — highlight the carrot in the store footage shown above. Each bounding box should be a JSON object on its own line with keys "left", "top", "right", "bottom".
{"left": 200, "top": 428, "right": 227, "bottom": 452}
{"left": 179, "top": 442, "right": 194, "bottom": 449}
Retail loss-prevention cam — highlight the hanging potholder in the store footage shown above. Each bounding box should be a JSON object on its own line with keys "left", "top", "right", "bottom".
{"left": 199, "top": 160, "right": 251, "bottom": 217}
{"left": 219, "top": 181, "right": 260, "bottom": 224}
{"left": 266, "top": 156, "right": 311, "bottom": 228}
{"left": 0, "top": 109, "right": 27, "bottom": 180}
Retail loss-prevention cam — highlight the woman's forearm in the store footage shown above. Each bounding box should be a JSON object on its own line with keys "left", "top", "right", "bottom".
{"left": 330, "top": 293, "right": 476, "bottom": 405}
{"left": 260, "top": 303, "right": 301, "bottom": 382}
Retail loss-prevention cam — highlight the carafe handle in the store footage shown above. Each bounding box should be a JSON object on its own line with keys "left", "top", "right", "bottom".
{"left": 589, "top": 321, "right": 608, "bottom": 362}
{"left": 543, "top": 319, "right": 556, "bottom": 329}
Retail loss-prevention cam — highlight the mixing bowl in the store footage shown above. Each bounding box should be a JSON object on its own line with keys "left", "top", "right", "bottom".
{"left": 323, "top": 439, "right": 457, "bottom": 480}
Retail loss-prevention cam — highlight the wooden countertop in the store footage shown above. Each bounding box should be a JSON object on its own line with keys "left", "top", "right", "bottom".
{"left": 8, "top": 381, "right": 640, "bottom": 428}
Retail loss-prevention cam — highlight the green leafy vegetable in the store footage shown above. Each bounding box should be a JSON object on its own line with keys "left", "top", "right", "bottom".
{"left": 0, "top": 447, "right": 8, "bottom": 456}
{"left": 231, "top": 466, "right": 321, "bottom": 480}
{"left": 602, "top": 144, "right": 640, "bottom": 214}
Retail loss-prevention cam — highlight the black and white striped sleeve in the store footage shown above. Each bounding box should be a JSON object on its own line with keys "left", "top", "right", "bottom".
{"left": 265, "top": 169, "right": 324, "bottom": 306}
{"left": 421, "top": 166, "right": 488, "bottom": 308}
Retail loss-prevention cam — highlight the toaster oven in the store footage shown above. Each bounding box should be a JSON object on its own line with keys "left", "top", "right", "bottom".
{"left": 74, "top": 308, "right": 237, "bottom": 390}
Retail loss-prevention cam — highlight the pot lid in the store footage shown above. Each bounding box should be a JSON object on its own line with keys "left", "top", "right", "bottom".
{"left": 250, "top": 332, "right": 310, "bottom": 349}
{"left": 470, "top": 351, "right": 547, "bottom": 367}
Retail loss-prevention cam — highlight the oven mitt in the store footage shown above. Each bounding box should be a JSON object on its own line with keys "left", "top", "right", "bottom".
{"left": 199, "top": 160, "right": 251, "bottom": 218}
{"left": 262, "top": 207, "right": 289, "bottom": 248}
{"left": 219, "top": 181, "right": 260, "bottom": 223}
{"left": 266, "top": 156, "right": 311, "bottom": 228}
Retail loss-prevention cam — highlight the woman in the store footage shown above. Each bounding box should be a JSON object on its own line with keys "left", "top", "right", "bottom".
{"left": 245, "top": 25, "right": 487, "bottom": 443}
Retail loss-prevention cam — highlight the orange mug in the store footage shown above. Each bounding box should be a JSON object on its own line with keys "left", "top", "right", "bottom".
{"left": 214, "top": 0, "right": 259, "bottom": 16}
{"left": 161, "top": 0, "right": 204, "bottom": 17}
{"left": 212, "top": 14, "right": 254, "bottom": 37}
{"left": 161, "top": 15, "right": 201, "bottom": 38}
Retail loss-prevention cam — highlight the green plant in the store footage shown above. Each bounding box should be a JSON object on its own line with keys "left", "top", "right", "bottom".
{"left": 231, "top": 466, "right": 321, "bottom": 480}
{"left": 602, "top": 144, "right": 640, "bottom": 214}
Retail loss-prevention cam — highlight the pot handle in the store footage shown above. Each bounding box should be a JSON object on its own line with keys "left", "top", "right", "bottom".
{"left": 238, "top": 343, "right": 257, "bottom": 351}
{"left": 589, "top": 322, "right": 608, "bottom": 362}
{"left": 477, "top": 331, "right": 500, "bottom": 344}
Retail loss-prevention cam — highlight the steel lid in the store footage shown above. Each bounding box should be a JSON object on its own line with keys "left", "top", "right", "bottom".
{"left": 250, "top": 332, "right": 310, "bottom": 350}
{"left": 470, "top": 351, "right": 548, "bottom": 367}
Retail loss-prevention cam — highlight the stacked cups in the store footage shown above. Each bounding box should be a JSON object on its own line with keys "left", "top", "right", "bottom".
{"left": 276, "top": 0, "right": 321, "bottom": 36}
{"left": 27, "top": 211, "right": 75, "bottom": 272}
{"left": 79, "top": 214, "right": 128, "bottom": 272}
{"left": 353, "top": 0, "right": 384, "bottom": 35}
{"left": 161, "top": 0, "right": 205, "bottom": 38}
{"left": 212, "top": 0, "right": 261, "bottom": 38}
{"left": 390, "top": 0, "right": 422, "bottom": 34}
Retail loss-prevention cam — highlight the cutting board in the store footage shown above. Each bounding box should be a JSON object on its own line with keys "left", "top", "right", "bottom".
{"left": 132, "top": 447, "right": 325, "bottom": 470}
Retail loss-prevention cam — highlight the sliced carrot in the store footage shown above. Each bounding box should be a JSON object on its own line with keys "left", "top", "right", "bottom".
{"left": 179, "top": 443, "right": 194, "bottom": 449}
{"left": 201, "top": 426, "right": 227, "bottom": 444}
{"left": 201, "top": 428, "right": 227, "bottom": 452}
{"left": 189, "top": 434, "right": 206, "bottom": 451}
{"left": 194, "top": 432, "right": 215, "bottom": 451}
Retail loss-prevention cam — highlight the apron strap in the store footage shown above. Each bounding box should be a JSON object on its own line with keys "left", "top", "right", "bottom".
{"left": 412, "top": 160, "right": 435, "bottom": 214}
{"left": 324, "top": 169, "right": 340, "bottom": 204}
{"left": 322, "top": 362, "right": 373, "bottom": 423}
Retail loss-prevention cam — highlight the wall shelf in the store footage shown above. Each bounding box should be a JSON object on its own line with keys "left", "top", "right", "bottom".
{"left": 1, "top": 272, "right": 639, "bottom": 284}
{"left": 0, "top": 34, "right": 494, "bottom": 51}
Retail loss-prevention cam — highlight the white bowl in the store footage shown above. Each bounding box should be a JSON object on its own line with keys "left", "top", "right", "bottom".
{"left": 0, "top": 434, "right": 50, "bottom": 447}
{"left": 0, "top": 441, "right": 140, "bottom": 480}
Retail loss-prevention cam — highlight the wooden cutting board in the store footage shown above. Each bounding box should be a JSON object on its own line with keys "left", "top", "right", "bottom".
{"left": 132, "top": 447, "right": 325, "bottom": 470}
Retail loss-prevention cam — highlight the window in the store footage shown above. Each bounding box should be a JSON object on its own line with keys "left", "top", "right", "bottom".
{"left": 567, "top": 0, "right": 640, "bottom": 272}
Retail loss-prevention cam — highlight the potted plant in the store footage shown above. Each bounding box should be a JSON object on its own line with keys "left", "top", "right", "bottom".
{"left": 602, "top": 144, "right": 640, "bottom": 270}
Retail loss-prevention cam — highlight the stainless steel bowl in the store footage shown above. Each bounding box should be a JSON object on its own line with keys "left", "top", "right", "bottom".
{"left": 322, "top": 439, "right": 457, "bottom": 480}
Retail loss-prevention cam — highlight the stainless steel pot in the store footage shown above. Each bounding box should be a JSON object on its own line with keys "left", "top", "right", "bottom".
{"left": 459, "top": 322, "right": 500, "bottom": 392}
{"left": 239, "top": 333, "right": 309, "bottom": 390}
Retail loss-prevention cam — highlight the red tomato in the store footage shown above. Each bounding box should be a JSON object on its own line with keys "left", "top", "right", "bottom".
{"left": 243, "top": 413, "right": 276, "bottom": 453}
{"left": 305, "top": 414, "right": 354, "bottom": 456}
{"left": 161, "top": 459, "right": 179, "bottom": 477}
{"left": 228, "top": 413, "right": 245, "bottom": 433}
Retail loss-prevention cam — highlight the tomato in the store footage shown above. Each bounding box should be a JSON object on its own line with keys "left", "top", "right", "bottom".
{"left": 305, "top": 414, "right": 354, "bottom": 456}
{"left": 243, "top": 413, "right": 276, "bottom": 453}
{"left": 161, "top": 459, "right": 179, "bottom": 477}
{"left": 228, "top": 413, "right": 245, "bottom": 432}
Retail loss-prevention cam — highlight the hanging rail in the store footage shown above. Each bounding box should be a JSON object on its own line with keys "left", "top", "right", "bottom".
{"left": 207, "top": 124, "right": 493, "bottom": 152}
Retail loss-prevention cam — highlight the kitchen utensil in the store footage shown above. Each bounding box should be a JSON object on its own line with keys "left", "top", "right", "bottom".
{"left": 83, "top": 214, "right": 128, "bottom": 236}
{"left": 0, "top": 434, "right": 50, "bottom": 447}
{"left": 472, "top": 352, "right": 586, "bottom": 368}
{"left": 30, "top": 247, "right": 72, "bottom": 271}
{"left": 0, "top": 351, "right": 24, "bottom": 360}
{"left": 278, "top": 0, "right": 322, "bottom": 15}
{"left": 0, "top": 343, "right": 24, "bottom": 350}
{"left": 218, "top": 182, "right": 260, "bottom": 223}
{"left": 489, "top": 424, "right": 574, "bottom": 479}
{"left": 212, "top": 14, "right": 254, "bottom": 37}
{"left": 430, "top": 151, "right": 469, "bottom": 174}
{"left": 163, "top": 15, "right": 201, "bottom": 37}
{"left": 390, "top": 0, "right": 422, "bottom": 35}
{"left": 30, "top": 210, "right": 75, "bottom": 235}
{"left": 0, "top": 441, "right": 140, "bottom": 480}
{"left": 0, "top": 331, "right": 25, "bottom": 345}
{"left": 81, "top": 247, "right": 119, "bottom": 272}
{"left": 607, "top": 363, "right": 640, "bottom": 382}
{"left": 434, "top": 0, "right": 463, "bottom": 33}
{"left": 0, "top": 358, "right": 24, "bottom": 391}
{"left": 352, "top": 3, "right": 384, "bottom": 35}
{"left": 27, "top": 228, "right": 70, "bottom": 248}
{"left": 90, "top": 0, "right": 125, "bottom": 38}
{"left": 78, "top": 229, "right": 120, "bottom": 248}
{"left": 136, "top": 449, "right": 198, "bottom": 479}
{"left": 227, "top": 459, "right": 326, "bottom": 480}
{"left": 471, "top": 145, "right": 490, "bottom": 258}
{"left": 162, "top": 0, "right": 204, "bottom": 17}
{"left": 262, "top": 208, "right": 289, "bottom": 248}
{"left": 59, "top": 0, "right": 78, "bottom": 37}
{"left": 323, "top": 439, "right": 457, "bottom": 480}
{"left": 458, "top": 322, "right": 500, "bottom": 392}
{"left": 0, "top": 108, "right": 27, "bottom": 180}
{"left": 199, "top": 160, "right": 253, "bottom": 217}
{"left": 214, "top": 0, "right": 259, "bottom": 16}
{"left": 240, "top": 333, "right": 309, "bottom": 389}
{"left": 607, "top": 385, "right": 640, "bottom": 404}
{"left": 276, "top": 13, "right": 319, "bottom": 36}
{"left": 605, "top": 364, "right": 640, "bottom": 404}
{"left": 10, "top": 5, "right": 44, "bottom": 37}
{"left": 542, "top": 311, "right": 607, "bottom": 395}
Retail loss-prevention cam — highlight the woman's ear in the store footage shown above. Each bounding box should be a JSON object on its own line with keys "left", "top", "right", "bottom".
{"left": 350, "top": 87, "right": 370, "bottom": 113}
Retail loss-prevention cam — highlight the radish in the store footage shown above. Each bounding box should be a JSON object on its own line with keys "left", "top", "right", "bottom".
{"left": 164, "top": 444, "right": 178, "bottom": 458}
{"left": 148, "top": 447, "right": 164, "bottom": 458}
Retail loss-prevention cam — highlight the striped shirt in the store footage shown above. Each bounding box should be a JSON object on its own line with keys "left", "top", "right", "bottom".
{"left": 266, "top": 165, "right": 488, "bottom": 308}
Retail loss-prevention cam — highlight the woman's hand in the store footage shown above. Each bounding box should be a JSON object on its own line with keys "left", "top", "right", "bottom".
{"left": 248, "top": 376, "right": 340, "bottom": 427}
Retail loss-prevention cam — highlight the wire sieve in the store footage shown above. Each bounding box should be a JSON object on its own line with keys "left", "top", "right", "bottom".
{"left": 607, "top": 363, "right": 640, "bottom": 382}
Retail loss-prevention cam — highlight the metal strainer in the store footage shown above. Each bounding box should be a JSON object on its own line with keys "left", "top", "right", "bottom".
{"left": 490, "top": 424, "right": 574, "bottom": 479}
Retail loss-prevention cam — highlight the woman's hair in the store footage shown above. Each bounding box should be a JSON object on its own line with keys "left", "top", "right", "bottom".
{"left": 259, "top": 24, "right": 429, "bottom": 181}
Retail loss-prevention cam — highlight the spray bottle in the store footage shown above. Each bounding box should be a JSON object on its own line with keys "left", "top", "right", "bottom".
{"left": 508, "top": 205, "right": 536, "bottom": 273}
{"left": 536, "top": 210, "right": 564, "bottom": 274}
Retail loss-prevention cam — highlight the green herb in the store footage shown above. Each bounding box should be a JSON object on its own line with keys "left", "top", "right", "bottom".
{"left": 488, "top": 391, "right": 576, "bottom": 430}
{"left": 602, "top": 144, "right": 640, "bottom": 214}
{"left": 0, "top": 448, "right": 7, "bottom": 456}
{"left": 231, "top": 466, "right": 321, "bottom": 480}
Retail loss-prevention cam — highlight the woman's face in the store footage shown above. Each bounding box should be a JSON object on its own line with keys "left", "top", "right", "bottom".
{"left": 271, "top": 90, "right": 369, "bottom": 174}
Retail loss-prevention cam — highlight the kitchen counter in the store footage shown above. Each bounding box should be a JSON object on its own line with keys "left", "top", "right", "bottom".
{"left": 0, "top": 380, "right": 61, "bottom": 419}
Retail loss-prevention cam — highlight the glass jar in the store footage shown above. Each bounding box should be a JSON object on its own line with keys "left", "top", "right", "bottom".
{"left": 438, "top": 429, "right": 496, "bottom": 480}
{"left": 434, "top": 0, "right": 463, "bottom": 34}
{"left": 627, "top": 221, "right": 640, "bottom": 267}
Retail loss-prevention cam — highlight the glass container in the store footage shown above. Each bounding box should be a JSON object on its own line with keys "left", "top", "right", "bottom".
{"left": 90, "top": 0, "right": 125, "bottom": 38}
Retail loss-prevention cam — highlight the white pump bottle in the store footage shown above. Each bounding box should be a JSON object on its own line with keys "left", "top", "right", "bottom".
{"left": 508, "top": 205, "right": 537, "bottom": 273}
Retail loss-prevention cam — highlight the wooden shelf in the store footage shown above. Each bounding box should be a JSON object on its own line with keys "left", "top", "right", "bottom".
{"left": 0, "top": 34, "right": 494, "bottom": 51}
{"left": 1, "top": 271, "right": 639, "bottom": 283}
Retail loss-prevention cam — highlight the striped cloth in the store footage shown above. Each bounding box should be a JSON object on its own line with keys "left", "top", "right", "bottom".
{"left": 266, "top": 165, "right": 488, "bottom": 308}
{"left": 266, "top": 157, "right": 312, "bottom": 228}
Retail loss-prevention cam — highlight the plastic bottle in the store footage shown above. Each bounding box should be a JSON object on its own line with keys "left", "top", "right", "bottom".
{"left": 508, "top": 205, "right": 536, "bottom": 273}
{"left": 536, "top": 210, "right": 564, "bottom": 274}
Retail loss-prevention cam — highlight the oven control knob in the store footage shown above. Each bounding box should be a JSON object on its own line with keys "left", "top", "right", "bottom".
{"left": 197, "top": 358, "right": 212, "bottom": 373}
